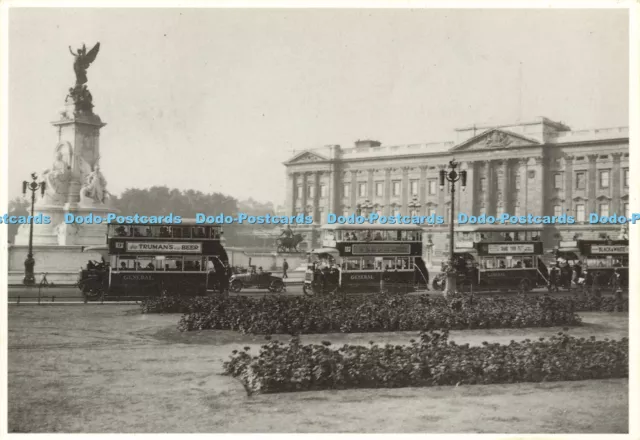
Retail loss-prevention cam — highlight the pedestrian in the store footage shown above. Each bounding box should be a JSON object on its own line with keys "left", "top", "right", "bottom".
{"left": 220, "top": 262, "right": 231, "bottom": 295}
{"left": 206, "top": 258, "right": 217, "bottom": 292}
{"left": 282, "top": 259, "right": 289, "bottom": 279}
{"left": 549, "top": 264, "right": 560, "bottom": 293}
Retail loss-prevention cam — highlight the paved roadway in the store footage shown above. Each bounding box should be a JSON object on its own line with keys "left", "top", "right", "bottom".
{"left": 7, "top": 284, "right": 308, "bottom": 302}
{"left": 8, "top": 284, "right": 619, "bottom": 304}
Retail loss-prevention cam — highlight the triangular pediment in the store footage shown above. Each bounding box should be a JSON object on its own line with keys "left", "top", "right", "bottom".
{"left": 451, "top": 129, "right": 541, "bottom": 152}
{"left": 285, "top": 150, "right": 329, "bottom": 164}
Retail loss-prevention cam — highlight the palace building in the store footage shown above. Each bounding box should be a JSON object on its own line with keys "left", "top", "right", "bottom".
{"left": 283, "top": 117, "right": 629, "bottom": 264}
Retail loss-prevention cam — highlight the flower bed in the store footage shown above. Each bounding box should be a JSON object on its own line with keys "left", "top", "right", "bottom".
{"left": 169, "top": 294, "right": 582, "bottom": 334}
{"left": 223, "top": 330, "right": 629, "bottom": 394}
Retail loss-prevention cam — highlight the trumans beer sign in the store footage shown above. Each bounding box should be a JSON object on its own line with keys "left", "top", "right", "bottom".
{"left": 126, "top": 242, "right": 202, "bottom": 253}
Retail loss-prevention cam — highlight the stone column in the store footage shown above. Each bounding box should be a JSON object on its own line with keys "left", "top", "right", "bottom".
{"left": 588, "top": 154, "right": 598, "bottom": 214}
{"left": 500, "top": 160, "right": 509, "bottom": 214}
{"left": 612, "top": 152, "right": 622, "bottom": 215}
{"left": 313, "top": 172, "right": 321, "bottom": 222}
{"left": 289, "top": 172, "right": 297, "bottom": 216}
{"left": 564, "top": 155, "right": 574, "bottom": 217}
{"left": 367, "top": 169, "right": 375, "bottom": 202}
{"left": 401, "top": 167, "right": 410, "bottom": 215}
{"left": 527, "top": 157, "right": 544, "bottom": 215}
{"left": 419, "top": 165, "right": 428, "bottom": 210}
{"left": 301, "top": 172, "right": 308, "bottom": 216}
{"left": 437, "top": 164, "right": 447, "bottom": 219}
{"left": 518, "top": 158, "right": 529, "bottom": 213}
{"left": 350, "top": 170, "right": 357, "bottom": 213}
{"left": 466, "top": 161, "right": 476, "bottom": 216}
{"left": 483, "top": 161, "right": 492, "bottom": 215}
{"left": 384, "top": 168, "right": 392, "bottom": 215}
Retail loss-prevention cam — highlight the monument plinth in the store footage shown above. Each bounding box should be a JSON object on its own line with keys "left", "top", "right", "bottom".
{"left": 10, "top": 42, "right": 116, "bottom": 284}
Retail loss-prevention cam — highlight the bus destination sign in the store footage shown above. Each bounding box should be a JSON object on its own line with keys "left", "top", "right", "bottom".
{"left": 487, "top": 244, "right": 535, "bottom": 254}
{"left": 126, "top": 242, "right": 202, "bottom": 253}
{"left": 350, "top": 244, "right": 411, "bottom": 255}
{"left": 590, "top": 245, "right": 628, "bottom": 254}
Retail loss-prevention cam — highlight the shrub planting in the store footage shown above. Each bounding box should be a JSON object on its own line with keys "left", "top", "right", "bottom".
{"left": 223, "top": 330, "right": 629, "bottom": 394}
{"left": 168, "top": 293, "right": 583, "bottom": 334}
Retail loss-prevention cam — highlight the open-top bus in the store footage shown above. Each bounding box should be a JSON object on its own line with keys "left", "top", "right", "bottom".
{"left": 303, "top": 223, "right": 430, "bottom": 295}
{"left": 77, "top": 219, "right": 229, "bottom": 299}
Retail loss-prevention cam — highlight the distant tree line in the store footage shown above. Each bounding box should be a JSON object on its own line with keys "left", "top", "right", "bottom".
{"left": 7, "top": 186, "right": 278, "bottom": 247}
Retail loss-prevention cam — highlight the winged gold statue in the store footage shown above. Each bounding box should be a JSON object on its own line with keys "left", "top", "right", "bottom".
{"left": 69, "top": 42, "right": 100, "bottom": 86}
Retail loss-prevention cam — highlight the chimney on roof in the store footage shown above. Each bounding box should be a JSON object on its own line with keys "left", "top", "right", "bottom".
{"left": 354, "top": 140, "right": 381, "bottom": 148}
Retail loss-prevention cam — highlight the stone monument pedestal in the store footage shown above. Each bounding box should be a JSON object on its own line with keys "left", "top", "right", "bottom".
{"left": 8, "top": 46, "right": 116, "bottom": 284}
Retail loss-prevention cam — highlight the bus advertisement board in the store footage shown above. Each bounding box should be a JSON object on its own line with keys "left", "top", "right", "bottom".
{"left": 125, "top": 242, "right": 202, "bottom": 253}
{"left": 476, "top": 241, "right": 543, "bottom": 256}
{"left": 590, "top": 245, "right": 628, "bottom": 254}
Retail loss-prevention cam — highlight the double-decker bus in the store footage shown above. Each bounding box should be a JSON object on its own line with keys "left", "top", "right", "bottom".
{"left": 303, "top": 223, "right": 429, "bottom": 295}
{"left": 470, "top": 240, "right": 549, "bottom": 292}
{"left": 552, "top": 239, "right": 628, "bottom": 292}
{"left": 78, "top": 219, "right": 229, "bottom": 299}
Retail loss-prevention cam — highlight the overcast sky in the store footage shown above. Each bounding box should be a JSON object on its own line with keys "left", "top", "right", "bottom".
{"left": 8, "top": 8, "right": 629, "bottom": 206}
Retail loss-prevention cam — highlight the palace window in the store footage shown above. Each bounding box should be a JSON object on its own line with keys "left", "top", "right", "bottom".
{"left": 410, "top": 208, "right": 419, "bottom": 216}
{"left": 343, "top": 183, "right": 350, "bottom": 198}
{"left": 410, "top": 180, "right": 419, "bottom": 196}
{"left": 319, "top": 184, "right": 327, "bottom": 198}
{"left": 598, "top": 203, "right": 609, "bottom": 217}
{"left": 599, "top": 170, "right": 610, "bottom": 189}
{"left": 554, "top": 173, "right": 563, "bottom": 189}
{"left": 479, "top": 205, "right": 487, "bottom": 216}
{"left": 318, "top": 207, "right": 325, "bottom": 223}
{"left": 624, "top": 169, "right": 629, "bottom": 187}
{"left": 575, "top": 172, "right": 586, "bottom": 190}
{"left": 513, "top": 204, "right": 521, "bottom": 217}
{"left": 496, "top": 204, "right": 504, "bottom": 217}
{"left": 375, "top": 182, "right": 384, "bottom": 197}
{"left": 343, "top": 209, "right": 350, "bottom": 217}
{"left": 307, "top": 185, "right": 315, "bottom": 198}
{"left": 479, "top": 178, "right": 487, "bottom": 192}
{"left": 515, "top": 177, "right": 521, "bottom": 190}
{"left": 553, "top": 205, "right": 562, "bottom": 217}
{"left": 393, "top": 207, "right": 401, "bottom": 216}
{"left": 358, "top": 182, "right": 367, "bottom": 197}
{"left": 576, "top": 204, "right": 586, "bottom": 222}
{"left": 428, "top": 207, "right": 437, "bottom": 217}
{"left": 392, "top": 181, "right": 401, "bottom": 197}
{"left": 428, "top": 180, "right": 437, "bottom": 195}
{"left": 297, "top": 186, "right": 303, "bottom": 198}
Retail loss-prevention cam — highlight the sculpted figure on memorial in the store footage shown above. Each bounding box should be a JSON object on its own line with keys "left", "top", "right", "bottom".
{"left": 41, "top": 150, "right": 72, "bottom": 204}
{"left": 80, "top": 166, "right": 110, "bottom": 205}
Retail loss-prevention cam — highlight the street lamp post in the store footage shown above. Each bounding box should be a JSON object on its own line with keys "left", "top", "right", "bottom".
{"left": 22, "top": 173, "right": 46, "bottom": 286}
{"left": 439, "top": 159, "right": 467, "bottom": 296}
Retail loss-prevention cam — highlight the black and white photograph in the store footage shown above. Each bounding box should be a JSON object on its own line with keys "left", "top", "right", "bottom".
{"left": 1, "top": 2, "right": 637, "bottom": 436}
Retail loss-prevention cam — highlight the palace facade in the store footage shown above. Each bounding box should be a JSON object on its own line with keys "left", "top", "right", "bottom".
{"left": 283, "top": 117, "right": 629, "bottom": 264}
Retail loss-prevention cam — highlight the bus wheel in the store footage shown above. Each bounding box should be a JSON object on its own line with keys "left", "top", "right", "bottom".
{"left": 269, "top": 279, "right": 285, "bottom": 293}
{"left": 518, "top": 279, "right": 531, "bottom": 294}
{"left": 230, "top": 280, "right": 243, "bottom": 293}
{"left": 84, "top": 287, "right": 102, "bottom": 301}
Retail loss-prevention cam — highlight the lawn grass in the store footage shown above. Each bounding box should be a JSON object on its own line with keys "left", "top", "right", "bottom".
{"left": 8, "top": 305, "right": 628, "bottom": 433}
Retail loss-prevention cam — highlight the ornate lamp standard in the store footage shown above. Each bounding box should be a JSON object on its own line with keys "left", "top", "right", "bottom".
{"left": 22, "top": 173, "right": 46, "bottom": 286}
{"left": 439, "top": 159, "right": 467, "bottom": 296}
